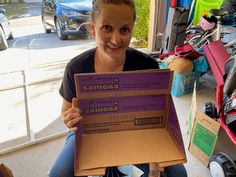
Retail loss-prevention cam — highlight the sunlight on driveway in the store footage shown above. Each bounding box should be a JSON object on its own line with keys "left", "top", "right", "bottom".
{"left": 0, "top": 16, "right": 96, "bottom": 147}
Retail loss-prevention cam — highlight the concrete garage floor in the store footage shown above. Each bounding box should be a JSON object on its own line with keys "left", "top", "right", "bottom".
{"left": 0, "top": 75, "right": 219, "bottom": 177}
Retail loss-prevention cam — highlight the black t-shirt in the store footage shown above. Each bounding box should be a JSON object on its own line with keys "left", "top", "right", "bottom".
{"left": 59, "top": 47, "right": 159, "bottom": 102}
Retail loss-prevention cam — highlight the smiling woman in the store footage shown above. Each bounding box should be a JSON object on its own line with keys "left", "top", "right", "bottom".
{"left": 41, "top": 0, "right": 92, "bottom": 40}
{"left": 48, "top": 1, "right": 188, "bottom": 177}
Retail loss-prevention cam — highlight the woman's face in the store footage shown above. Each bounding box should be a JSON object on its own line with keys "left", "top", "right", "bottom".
{"left": 91, "top": 4, "right": 134, "bottom": 61}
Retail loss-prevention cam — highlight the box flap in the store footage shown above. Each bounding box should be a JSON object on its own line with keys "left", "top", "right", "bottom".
{"left": 187, "top": 82, "right": 197, "bottom": 149}
{"left": 74, "top": 69, "right": 172, "bottom": 99}
{"left": 189, "top": 111, "right": 220, "bottom": 165}
{"left": 188, "top": 83, "right": 220, "bottom": 165}
{"left": 187, "top": 82, "right": 197, "bottom": 145}
{"left": 76, "top": 129, "right": 185, "bottom": 171}
{"left": 167, "top": 97, "right": 186, "bottom": 155}
{"left": 195, "top": 111, "right": 220, "bottom": 134}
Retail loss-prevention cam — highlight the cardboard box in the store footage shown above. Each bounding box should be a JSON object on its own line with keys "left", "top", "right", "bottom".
{"left": 188, "top": 84, "right": 221, "bottom": 166}
{"left": 74, "top": 69, "right": 187, "bottom": 176}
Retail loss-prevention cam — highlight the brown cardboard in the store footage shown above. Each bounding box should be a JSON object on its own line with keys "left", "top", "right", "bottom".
{"left": 74, "top": 69, "right": 172, "bottom": 100}
{"left": 78, "top": 95, "right": 167, "bottom": 134}
{"left": 0, "top": 164, "right": 13, "bottom": 177}
{"left": 188, "top": 84, "right": 220, "bottom": 166}
{"left": 74, "top": 69, "right": 187, "bottom": 176}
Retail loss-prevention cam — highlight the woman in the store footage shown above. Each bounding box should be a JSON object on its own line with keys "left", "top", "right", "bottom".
{"left": 49, "top": 0, "right": 187, "bottom": 177}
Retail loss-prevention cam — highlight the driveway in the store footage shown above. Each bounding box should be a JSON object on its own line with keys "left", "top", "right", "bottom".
{"left": 0, "top": 8, "right": 96, "bottom": 147}
{"left": 0, "top": 12, "right": 96, "bottom": 73}
{"left": 1, "top": 2, "right": 96, "bottom": 70}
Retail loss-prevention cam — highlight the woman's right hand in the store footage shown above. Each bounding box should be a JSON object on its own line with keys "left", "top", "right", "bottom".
{"left": 62, "top": 97, "right": 83, "bottom": 132}
{"left": 149, "top": 163, "right": 162, "bottom": 177}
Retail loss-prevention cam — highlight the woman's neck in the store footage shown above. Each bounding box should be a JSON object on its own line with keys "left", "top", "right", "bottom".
{"left": 94, "top": 50, "right": 125, "bottom": 73}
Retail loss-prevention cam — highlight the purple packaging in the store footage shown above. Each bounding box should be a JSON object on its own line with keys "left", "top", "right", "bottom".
{"left": 79, "top": 94, "right": 167, "bottom": 117}
{"left": 74, "top": 70, "right": 172, "bottom": 98}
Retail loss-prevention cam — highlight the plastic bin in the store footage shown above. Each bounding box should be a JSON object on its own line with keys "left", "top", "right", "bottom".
{"left": 177, "top": 0, "right": 192, "bottom": 8}
{"left": 171, "top": 72, "right": 200, "bottom": 97}
{"left": 193, "top": 0, "right": 224, "bottom": 25}
{"left": 159, "top": 63, "right": 199, "bottom": 97}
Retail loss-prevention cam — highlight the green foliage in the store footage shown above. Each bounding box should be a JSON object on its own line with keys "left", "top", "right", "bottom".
{"left": 1, "top": 3, "right": 36, "bottom": 19}
{"left": 133, "top": 0, "right": 150, "bottom": 48}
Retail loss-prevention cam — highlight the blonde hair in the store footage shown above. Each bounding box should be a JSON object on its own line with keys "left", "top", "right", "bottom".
{"left": 91, "top": 0, "right": 136, "bottom": 22}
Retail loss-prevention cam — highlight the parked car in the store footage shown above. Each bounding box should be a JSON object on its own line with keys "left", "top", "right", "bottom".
{"left": 0, "top": 8, "right": 13, "bottom": 51}
{"left": 41, "top": 0, "right": 92, "bottom": 40}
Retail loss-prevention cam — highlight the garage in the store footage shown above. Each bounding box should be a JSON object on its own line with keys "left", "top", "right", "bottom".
{"left": 0, "top": 1, "right": 236, "bottom": 177}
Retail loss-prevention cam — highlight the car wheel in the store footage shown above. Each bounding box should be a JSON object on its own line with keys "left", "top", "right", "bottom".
{"left": 55, "top": 19, "right": 68, "bottom": 40}
{"left": 42, "top": 17, "right": 51, "bottom": 33}
{"left": 80, "top": 26, "right": 89, "bottom": 38}
{"left": 0, "top": 26, "right": 8, "bottom": 51}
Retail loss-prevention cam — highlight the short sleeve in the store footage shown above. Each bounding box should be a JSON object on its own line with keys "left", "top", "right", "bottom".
{"left": 59, "top": 62, "right": 76, "bottom": 103}
{"left": 59, "top": 48, "right": 96, "bottom": 102}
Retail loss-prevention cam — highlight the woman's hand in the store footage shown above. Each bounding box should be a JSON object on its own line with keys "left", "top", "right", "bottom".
{"left": 149, "top": 163, "right": 163, "bottom": 177}
{"left": 62, "top": 97, "right": 83, "bottom": 132}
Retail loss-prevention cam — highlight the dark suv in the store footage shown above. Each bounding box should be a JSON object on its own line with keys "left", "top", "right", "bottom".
{"left": 41, "top": 0, "right": 92, "bottom": 40}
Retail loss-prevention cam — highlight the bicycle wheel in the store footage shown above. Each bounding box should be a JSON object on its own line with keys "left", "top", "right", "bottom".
{"left": 186, "top": 33, "right": 211, "bottom": 49}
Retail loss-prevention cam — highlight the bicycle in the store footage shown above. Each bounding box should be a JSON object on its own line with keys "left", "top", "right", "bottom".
{"left": 186, "top": 0, "right": 236, "bottom": 52}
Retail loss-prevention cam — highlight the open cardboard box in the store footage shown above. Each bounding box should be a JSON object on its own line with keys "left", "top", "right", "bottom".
{"left": 188, "top": 84, "right": 221, "bottom": 166}
{"left": 74, "top": 69, "right": 187, "bottom": 176}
